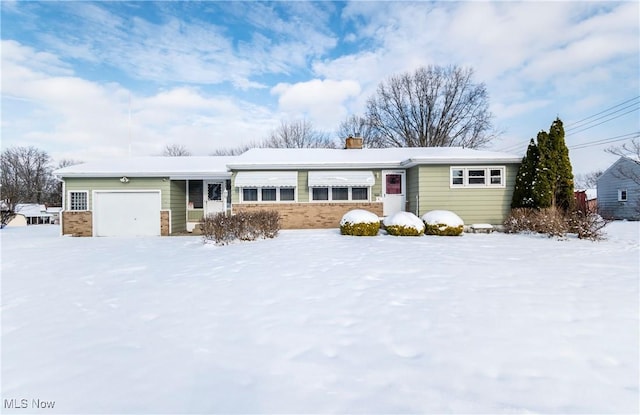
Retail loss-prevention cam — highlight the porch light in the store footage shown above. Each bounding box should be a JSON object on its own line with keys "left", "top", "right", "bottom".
{"left": 120, "top": 176, "right": 130, "bottom": 183}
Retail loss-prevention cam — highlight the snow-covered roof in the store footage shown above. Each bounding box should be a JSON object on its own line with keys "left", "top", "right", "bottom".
{"left": 53, "top": 148, "right": 522, "bottom": 178}
{"left": 228, "top": 147, "right": 522, "bottom": 170}
{"left": 15, "top": 204, "right": 52, "bottom": 217}
{"left": 53, "top": 157, "right": 234, "bottom": 179}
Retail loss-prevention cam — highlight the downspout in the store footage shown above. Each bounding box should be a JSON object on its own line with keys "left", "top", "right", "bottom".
{"left": 415, "top": 194, "right": 419, "bottom": 217}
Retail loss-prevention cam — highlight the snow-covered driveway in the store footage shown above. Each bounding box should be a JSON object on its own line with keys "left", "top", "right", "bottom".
{"left": 2, "top": 223, "right": 638, "bottom": 413}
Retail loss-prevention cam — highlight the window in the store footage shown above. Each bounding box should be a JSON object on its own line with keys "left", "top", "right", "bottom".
{"left": 386, "top": 174, "right": 402, "bottom": 194}
{"left": 352, "top": 187, "right": 369, "bottom": 201}
{"left": 468, "top": 169, "right": 486, "bottom": 185}
{"left": 280, "top": 188, "right": 295, "bottom": 201}
{"left": 241, "top": 187, "right": 295, "bottom": 203}
{"left": 618, "top": 189, "right": 628, "bottom": 202}
{"left": 243, "top": 188, "right": 258, "bottom": 202}
{"left": 451, "top": 167, "right": 505, "bottom": 188}
{"left": 188, "top": 181, "right": 204, "bottom": 208}
{"left": 69, "top": 191, "right": 88, "bottom": 211}
{"left": 312, "top": 187, "right": 329, "bottom": 201}
{"left": 452, "top": 169, "right": 464, "bottom": 185}
{"left": 332, "top": 187, "right": 349, "bottom": 201}
{"left": 311, "top": 186, "right": 370, "bottom": 202}
{"left": 261, "top": 188, "right": 277, "bottom": 202}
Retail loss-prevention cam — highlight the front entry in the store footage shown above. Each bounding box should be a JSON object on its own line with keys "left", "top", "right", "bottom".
{"left": 204, "top": 181, "right": 226, "bottom": 215}
{"left": 382, "top": 170, "right": 406, "bottom": 216}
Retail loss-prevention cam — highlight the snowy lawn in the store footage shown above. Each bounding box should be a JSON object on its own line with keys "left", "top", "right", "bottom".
{"left": 1, "top": 223, "right": 638, "bottom": 414}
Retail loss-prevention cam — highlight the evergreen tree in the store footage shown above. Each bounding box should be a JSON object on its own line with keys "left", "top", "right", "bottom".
{"left": 510, "top": 118, "right": 575, "bottom": 211}
{"left": 511, "top": 139, "right": 539, "bottom": 208}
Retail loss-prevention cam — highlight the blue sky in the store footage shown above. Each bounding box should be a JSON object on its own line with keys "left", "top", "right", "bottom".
{"left": 1, "top": 1, "right": 638, "bottom": 175}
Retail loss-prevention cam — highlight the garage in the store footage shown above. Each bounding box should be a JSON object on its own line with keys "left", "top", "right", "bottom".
{"left": 93, "top": 191, "right": 161, "bottom": 237}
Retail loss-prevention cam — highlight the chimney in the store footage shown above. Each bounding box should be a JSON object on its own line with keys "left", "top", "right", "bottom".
{"left": 345, "top": 134, "right": 363, "bottom": 149}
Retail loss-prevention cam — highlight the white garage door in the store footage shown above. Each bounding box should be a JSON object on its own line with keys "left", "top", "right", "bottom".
{"left": 94, "top": 191, "right": 161, "bottom": 237}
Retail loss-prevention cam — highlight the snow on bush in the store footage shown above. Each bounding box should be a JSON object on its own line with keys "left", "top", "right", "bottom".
{"left": 340, "top": 209, "right": 380, "bottom": 236}
{"left": 383, "top": 211, "right": 425, "bottom": 236}
{"left": 422, "top": 210, "right": 464, "bottom": 236}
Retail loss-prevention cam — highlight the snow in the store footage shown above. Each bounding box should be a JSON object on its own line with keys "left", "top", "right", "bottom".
{"left": 422, "top": 210, "right": 465, "bottom": 227}
{"left": 1, "top": 222, "right": 638, "bottom": 413}
{"left": 53, "top": 156, "right": 235, "bottom": 178}
{"left": 383, "top": 211, "right": 426, "bottom": 232}
{"left": 340, "top": 209, "right": 380, "bottom": 225}
{"left": 229, "top": 147, "right": 522, "bottom": 169}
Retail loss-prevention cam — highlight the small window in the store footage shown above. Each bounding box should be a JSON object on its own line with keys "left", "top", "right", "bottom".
{"left": 332, "top": 187, "right": 349, "bottom": 201}
{"left": 280, "top": 188, "right": 295, "bottom": 201}
{"left": 386, "top": 174, "right": 402, "bottom": 194}
{"left": 243, "top": 188, "right": 258, "bottom": 202}
{"left": 69, "top": 191, "right": 88, "bottom": 211}
{"left": 261, "top": 188, "right": 277, "bottom": 202}
{"left": 352, "top": 187, "right": 369, "bottom": 201}
{"left": 468, "top": 169, "right": 486, "bottom": 185}
{"left": 618, "top": 189, "right": 628, "bottom": 202}
{"left": 188, "top": 181, "right": 204, "bottom": 208}
{"left": 490, "top": 169, "right": 503, "bottom": 185}
{"left": 452, "top": 169, "right": 464, "bottom": 185}
{"left": 312, "top": 188, "right": 329, "bottom": 201}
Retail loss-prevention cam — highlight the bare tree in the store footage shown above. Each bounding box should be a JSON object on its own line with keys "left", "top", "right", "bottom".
{"left": 162, "top": 144, "right": 191, "bottom": 156}
{"left": 574, "top": 170, "right": 603, "bottom": 189}
{"left": 337, "top": 115, "right": 384, "bottom": 148}
{"left": 265, "top": 120, "right": 336, "bottom": 149}
{"left": 1, "top": 147, "right": 57, "bottom": 224}
{"left": 606, "top": 138, "right": 640, "bottom": 185}
{"left": 210, "top": 141, "right": 264, "bottom": 156}
{"left": 366, "top": 65, "right": 496, "bottom": 148}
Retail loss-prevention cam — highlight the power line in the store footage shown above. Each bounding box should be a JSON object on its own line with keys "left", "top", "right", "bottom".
{"left": 569, "top": 132, "right": 640, "bottom": 150}
{"left": 565, "top": 108, "right": 639, "bottom": 137}
{"left": 564, "top": 95, "right": 639, "bottom": 128}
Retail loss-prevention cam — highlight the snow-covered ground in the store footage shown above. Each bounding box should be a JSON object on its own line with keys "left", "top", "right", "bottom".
{"left": 2, "top": 223, "right": 638, "bottom": 414}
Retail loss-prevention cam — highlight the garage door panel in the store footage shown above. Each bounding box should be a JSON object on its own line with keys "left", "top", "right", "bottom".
{"left": 94, "top": 192, "right": 161, "bottom": 237}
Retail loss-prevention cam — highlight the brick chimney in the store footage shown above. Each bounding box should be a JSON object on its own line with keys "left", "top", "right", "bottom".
{"left": 345, "top": 135, "right": 363, "bottom": 149}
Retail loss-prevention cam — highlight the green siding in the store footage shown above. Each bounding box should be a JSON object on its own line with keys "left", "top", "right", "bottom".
{"left": 297, "top": 171, "right": 309, "bottom": 202}
{"left": 170, "top": 180, "right": 186, "bottom": 232}
{"left": 406, "top": 166, "right": 420, "bottom": 215}
{"left": 188, "top": 209, "right": 204, "bottom": 221}
{"left": 415, "top": 164, "right": 519, "bottom": 224}
{"left": 64, "top": 177, "right": 171, "bottom": 210}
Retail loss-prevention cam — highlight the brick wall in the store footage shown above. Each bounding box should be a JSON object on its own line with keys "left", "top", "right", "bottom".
{"left": 233, "top": 202, "right": 383, "bottom": 229}
{"left": 161, "top": 210, "right": 170, "bottom": 236}
{"left": 62, "top": 211, "right": 93, "bottom": 237}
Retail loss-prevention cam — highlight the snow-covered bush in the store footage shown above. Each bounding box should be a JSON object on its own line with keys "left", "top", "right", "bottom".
{"left": 505, "top": 207, "right": 608, "bottom": 240}
{"left": 383, "top": 212, "right": 425, "bottom": 236}
{"left": 340, "top": 209, "right": 380, "bottom": 236}
{"left": 422, "top": 210, "right": 464, "bottom": 236}
{"left": 201, "top": 210, "right": 280, "bottom": 244}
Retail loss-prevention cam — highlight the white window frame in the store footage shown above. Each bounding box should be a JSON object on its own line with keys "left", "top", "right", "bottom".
{"left": 239, "top": 187, "right": 297, "bottom": 203}
{"left": 68, "top": 191, "right": 89, "bottom": 211}
{"left": 450, "top": 166, "right": 505, "bottom": 188}
{"left": 310, "top": 186, "right": 371, "bottom": 202}
{"left": 618, "top": 189, "right": 628, "bottom": 202}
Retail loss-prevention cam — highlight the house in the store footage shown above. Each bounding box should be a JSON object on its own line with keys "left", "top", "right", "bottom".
{"left": 14, "top": 204, "right": 55, "bottom": 225}
{"left": 53, "top": 141, "right": 522, "bottom": 237}
{"left": 574, "top": 189, "right": 597, "bottom": 213}
{"left": 597, "top": 156, "right": 640, "bottom": 220}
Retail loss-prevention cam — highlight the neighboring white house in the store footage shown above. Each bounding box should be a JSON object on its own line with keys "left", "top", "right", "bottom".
{"left": 14, "top": 204, "right": 55, "bottom": 225}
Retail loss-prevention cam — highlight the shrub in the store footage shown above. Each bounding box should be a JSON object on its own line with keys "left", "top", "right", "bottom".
{"left": 504, "top": 207, "right": 607, "bottom": 240}
{"left": 424, "top": 223, "right": 464, "bottom": 236}
{"left": 340, "top": 209, "right": 380, "bottom": 236}
{"left": 201, "top": 210, "right": 280, "bottom": 244}
{"left": 383, "top": 212, "right": 425, "bottom": 236}
{"left": 422, "top": 210, "right": 464, "bottom": 236}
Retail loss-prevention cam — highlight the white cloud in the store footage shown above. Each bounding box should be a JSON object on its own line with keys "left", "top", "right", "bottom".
{"left": 1, "top": 41, "right": 277, "bottom": 162}
{"left": 271, "top": 79, "right": 361, "bottom": 130}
